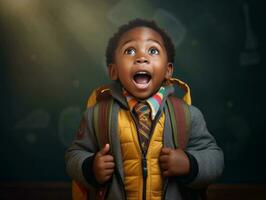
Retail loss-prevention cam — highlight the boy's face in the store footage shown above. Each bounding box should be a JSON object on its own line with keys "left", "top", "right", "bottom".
{"left": 108, "top": 27, "right": 173, "bottom": 99}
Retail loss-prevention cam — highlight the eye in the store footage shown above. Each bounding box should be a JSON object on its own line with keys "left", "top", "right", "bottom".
{"left": 124, "top": 48, "right": 136, "bottom": 55}
{"left": 148, "top": 47, "right": 159, "bottom": 55}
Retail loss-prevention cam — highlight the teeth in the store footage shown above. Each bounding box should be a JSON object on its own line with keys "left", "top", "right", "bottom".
{"left": 136, "top": 71, "right": 148, "bottom": 75}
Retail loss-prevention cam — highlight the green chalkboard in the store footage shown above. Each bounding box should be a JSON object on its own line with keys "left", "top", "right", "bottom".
{"left": 1, "top": 0, "right": 266, "bottom": 183}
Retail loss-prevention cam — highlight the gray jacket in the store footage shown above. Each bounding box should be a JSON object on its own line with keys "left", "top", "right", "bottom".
{"left": 65, "top": 82, "right": 224, "bottom": 200}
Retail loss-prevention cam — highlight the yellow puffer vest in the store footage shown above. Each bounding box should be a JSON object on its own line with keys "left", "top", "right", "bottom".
{"left": 118, "top": 109, "right": 165, "bottom": 200}
{"left": 72, "top": 78, "right": 191, "bottom": 200}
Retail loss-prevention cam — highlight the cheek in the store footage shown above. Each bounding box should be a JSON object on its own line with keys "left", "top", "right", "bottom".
{"left": 154, "top": 63, "right": 168, "bottom": 74}
{"left": 118, "top": 61, "right": 132, "bottom": 73}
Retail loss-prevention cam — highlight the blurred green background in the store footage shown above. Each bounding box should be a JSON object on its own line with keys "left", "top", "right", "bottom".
{"left": 0, "top": 0, "right": 265, "bottom": 183}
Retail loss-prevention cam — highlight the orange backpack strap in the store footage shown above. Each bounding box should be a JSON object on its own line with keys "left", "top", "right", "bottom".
{"left": 166, "top": 96, "right": 191, "bottom": 149}
{"left": 72, "top": 181, "right": 89, "bottom": 200}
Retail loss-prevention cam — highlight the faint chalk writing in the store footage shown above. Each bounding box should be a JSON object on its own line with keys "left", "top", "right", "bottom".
{"left": 107, "top": 0, "right": 153, "bottom": 27}
{"left": 14, "top": 109, "right": 50, "bottom": 129}
{"left": 153, "top": 9, "right": 186, "bottom": 48}
{"left": 107, "top": 1, "right": 187, "bottom": 48}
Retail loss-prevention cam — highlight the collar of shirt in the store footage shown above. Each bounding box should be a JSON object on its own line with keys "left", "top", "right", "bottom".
{"left": 123, "top": 87, "right": 166, "bottom": 120}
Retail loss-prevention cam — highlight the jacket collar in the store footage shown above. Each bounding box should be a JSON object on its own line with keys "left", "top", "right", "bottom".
{"left": 108, "top": 81, "right": 175, "bottom": 110}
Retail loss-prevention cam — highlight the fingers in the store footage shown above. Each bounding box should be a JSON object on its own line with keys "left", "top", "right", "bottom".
{"left": 103, "top": 172, "right": 114, "bottom": 182}
{"left": 160, "top": 162, "right": 168, "bottom": 170}
{"left": 98, "top": 143, "right": 110, "bottom": 156}
{"left": 93, "top": 158, "right": 115, "bottom": 184}
{"left": 103, "top": 155, "right": 114, "bottom": 162}
{"left": 159, "top": 148, "right": 172, "bottom": 176}
{"left": 162, "top": 170, "right": 170, "bottom": 177}
{"left": 159, "top": 153, "right": 169, "bottom": 171}
{"left": 103, "top": 168, "right": 115, "bottom": 175}
{"left": 160, "top": 147, "right": 171, "bottom": 155}
{"left": 159, "top": 155, "right": 168, "bottom": 163}
{"left": 95, "top": 155, "right": 115, "bottom": 169}
{"left": 159, "top": 148, "right": 171, "bottom": 168}
{"left": 94, "top": 154, "right": 115, "bottom": 170}
{"left": 97, "top": 168, "right": 115, "bottom": 184}
{"left": 104, "top": 161, "right": 115, "bottom": 169}
{"left": 93, "top": 144, "right": 115, "bottom": 184}
{"left": 96, "top": 144, "right": 114, "bottom": 162}
{"left": 101, "top": 168, "right": 115, "bottom": 182}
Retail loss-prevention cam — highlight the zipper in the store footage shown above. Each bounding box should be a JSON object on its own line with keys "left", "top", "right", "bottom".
{"left": 142, "top": 153, "right": 147, "bottom": 200}
{"left": 130, "top": 110, "right": 163, "bottom": 200}
{"left": 143, "top": 111, "right": 162, "bottom": 200}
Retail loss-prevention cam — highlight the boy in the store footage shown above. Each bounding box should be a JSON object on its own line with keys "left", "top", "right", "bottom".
{"left": 65, "top": 19, "right": 224, "bottom": 200}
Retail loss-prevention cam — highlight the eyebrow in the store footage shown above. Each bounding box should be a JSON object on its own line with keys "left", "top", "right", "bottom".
{"left": 121, "top": 39, "right": 134, "bottom": 47}
{"left": 121, "top": 39, "right": 163, "bottom": 48}
{"left": 147, "top": 39, "right": 163, "bottom": 47}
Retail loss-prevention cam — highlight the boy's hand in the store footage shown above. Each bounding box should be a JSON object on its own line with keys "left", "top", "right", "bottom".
{"left": 93, "top": 144, "right": 115, "bottom": 184}
{"left": 159, "top": 147, "right": 190, "bottom": 177}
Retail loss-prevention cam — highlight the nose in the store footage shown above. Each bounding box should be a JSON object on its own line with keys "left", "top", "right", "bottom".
{"left": 135, "top": 56, "right": 149, "bottom": 64}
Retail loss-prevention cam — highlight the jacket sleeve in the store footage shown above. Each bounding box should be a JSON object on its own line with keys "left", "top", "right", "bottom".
{"left": 185, "top": 105, "right": 224, "bottom": 188}
{"left": 64, "top": 107, "right": 99, "bottom": 188}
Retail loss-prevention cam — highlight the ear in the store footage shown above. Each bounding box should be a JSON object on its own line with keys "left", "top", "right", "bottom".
{"left": 165, "top": 63, "right": 173, "bottom": 79}
{"left": 108, "top": 64, "right": 118, "bottom": 80}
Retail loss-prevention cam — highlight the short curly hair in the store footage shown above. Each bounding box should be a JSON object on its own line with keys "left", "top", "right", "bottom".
{"left": 105, "top": 18, "right": 176, "bottom": 66}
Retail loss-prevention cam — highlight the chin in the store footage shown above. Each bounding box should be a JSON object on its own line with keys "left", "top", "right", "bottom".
{"left": 133, "top": 91, "right": 153, "bottom": 100}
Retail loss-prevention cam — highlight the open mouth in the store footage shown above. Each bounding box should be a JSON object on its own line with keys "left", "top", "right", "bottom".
{"left": 133, "top": 71, "right": 151, "bottom": 89}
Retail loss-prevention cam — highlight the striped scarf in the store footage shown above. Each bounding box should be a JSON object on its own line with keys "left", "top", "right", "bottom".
{"left": 123, "top": 87, "right": 166, "bottom": 120}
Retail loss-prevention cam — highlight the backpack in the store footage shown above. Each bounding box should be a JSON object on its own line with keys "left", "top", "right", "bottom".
{"left": 72, "top": 78, "right": 193, "bottom": 200}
